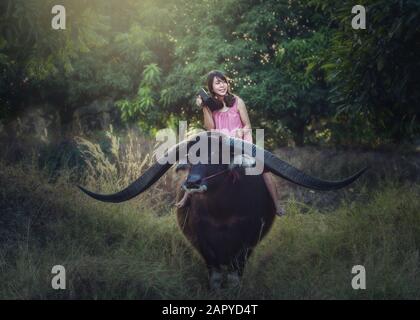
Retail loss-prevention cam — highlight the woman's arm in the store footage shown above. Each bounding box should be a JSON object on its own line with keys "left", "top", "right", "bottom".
{"left": 237, "top": 97, "right": 253, "bottom": 143}
{"left": 202, "top": 106, "right": 215, "bottom": 130}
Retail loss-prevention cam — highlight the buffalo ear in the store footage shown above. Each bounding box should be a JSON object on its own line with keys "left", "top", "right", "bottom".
{"left": 229, "top": 154, "right": 256, "bottom": 170}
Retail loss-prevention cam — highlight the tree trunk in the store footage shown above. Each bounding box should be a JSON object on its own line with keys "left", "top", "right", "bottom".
{"left": 293, "top": 122, "right": 305, "bottom": 147}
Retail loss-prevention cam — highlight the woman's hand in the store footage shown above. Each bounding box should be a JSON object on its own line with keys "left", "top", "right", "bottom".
{"left": 196, "top": 96, "right": 203, "bottom": 108}
{"left": 235, "top": 128, "right": 244, "bottom": 139}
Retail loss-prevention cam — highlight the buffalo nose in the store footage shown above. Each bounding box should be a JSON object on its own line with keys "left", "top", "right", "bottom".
{"left": 186, "top": 174, "right": 202, "bottom": 188}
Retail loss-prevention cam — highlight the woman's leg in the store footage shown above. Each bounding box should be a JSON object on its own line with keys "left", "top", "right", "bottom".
{"left": 263, "top": 172, "right": 285, "bottom": 216}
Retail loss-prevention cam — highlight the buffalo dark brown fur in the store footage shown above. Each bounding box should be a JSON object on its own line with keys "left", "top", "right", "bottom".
{"left": 175, "top": 166, "right": 275, "bottom": 289}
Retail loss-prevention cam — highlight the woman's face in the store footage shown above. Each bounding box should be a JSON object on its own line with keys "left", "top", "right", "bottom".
{"left": 212, "top": 77, "right": 228, "bottom": 97}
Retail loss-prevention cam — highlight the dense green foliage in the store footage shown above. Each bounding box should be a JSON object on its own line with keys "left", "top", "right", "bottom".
{"left": 310, "top": 0, "right": 420, "bottom": 144}
{"left": 1, "top": 0, "right": 419, "bottom": 145}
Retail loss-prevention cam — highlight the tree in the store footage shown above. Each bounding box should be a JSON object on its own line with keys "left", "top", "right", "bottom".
{"left": 310, "top": 0, "right": 420, "bottom": 143}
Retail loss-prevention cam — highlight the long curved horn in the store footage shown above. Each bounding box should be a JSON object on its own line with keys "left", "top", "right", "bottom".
{"left": 224, "top": 136, "right": 368, "bottom": 191}
{"left": 78, "top": 161, "right": 173, "bottom": 203}
{"left": 78, "top": 131, "right": 224, "bottom": 203}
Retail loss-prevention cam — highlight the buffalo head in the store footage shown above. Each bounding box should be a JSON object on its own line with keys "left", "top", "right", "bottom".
{"left": 78, "top": 131, "right": 367, "bottom": 202}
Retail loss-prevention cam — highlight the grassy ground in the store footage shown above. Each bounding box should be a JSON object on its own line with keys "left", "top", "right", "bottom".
{"left": 1, "top": 159, "right": 419, "bottom": 299}
{"left": 1, "top": 131, "right": 419, "bottom": 299}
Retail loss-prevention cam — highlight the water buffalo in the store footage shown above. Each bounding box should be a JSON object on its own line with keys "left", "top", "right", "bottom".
{"left": 79, "top": 131, "right": 367, "bottom": 290}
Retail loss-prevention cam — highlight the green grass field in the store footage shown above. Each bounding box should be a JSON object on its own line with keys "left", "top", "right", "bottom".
{"left": 1, "top": 159, "right": 419, "bottom": 299}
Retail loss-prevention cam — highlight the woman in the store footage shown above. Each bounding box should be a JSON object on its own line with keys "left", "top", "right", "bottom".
{"left": 177, "top": 70, "right": 285, "bottom": 216}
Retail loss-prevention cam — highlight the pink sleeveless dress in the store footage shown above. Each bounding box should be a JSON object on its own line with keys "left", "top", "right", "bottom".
{"left": 212, "top": 97, "right": 252, "bottom": 143}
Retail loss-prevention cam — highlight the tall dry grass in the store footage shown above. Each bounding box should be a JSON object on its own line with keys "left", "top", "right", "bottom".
{"left": 74, "top": 126, "right": 183, "bottom": 215}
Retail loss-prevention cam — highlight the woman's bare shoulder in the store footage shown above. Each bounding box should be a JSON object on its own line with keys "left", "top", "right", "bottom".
{"left": 234, "top": 95, "right": 246, "bottom": 109}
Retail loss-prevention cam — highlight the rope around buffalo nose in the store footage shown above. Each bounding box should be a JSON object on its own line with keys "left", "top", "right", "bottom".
{"left": 182, "top": 169, "right": 241, "bottom": 195}
{"left": 182, "top": 184, "right": 208, "bottom": 194}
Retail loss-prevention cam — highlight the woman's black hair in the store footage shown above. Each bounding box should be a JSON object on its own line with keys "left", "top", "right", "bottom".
{"left": 206, "top": 70, "right": 236, "bottom": 110}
